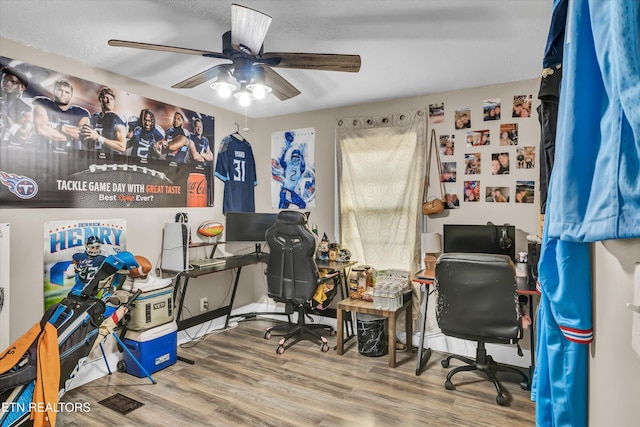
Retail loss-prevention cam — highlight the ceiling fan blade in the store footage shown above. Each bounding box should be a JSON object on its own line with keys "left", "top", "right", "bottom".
{"left": 261, "top": 66, "right": 301, "bottom": 101}
{"left": 261, "top": 52, "right": 361, "bottom": 73}
{"left": 231, "top": 3, "right": 272, "bottom": 55}
{"left": 108, "top": 39, "right": 228, "bottom": 59}
{"left": 171, "top": 65, "right": 229, "bottom": 89}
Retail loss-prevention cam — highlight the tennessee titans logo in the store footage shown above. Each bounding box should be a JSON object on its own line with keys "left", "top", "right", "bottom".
{"left": 0, "top": 171, "right": 39, "bottom": 199}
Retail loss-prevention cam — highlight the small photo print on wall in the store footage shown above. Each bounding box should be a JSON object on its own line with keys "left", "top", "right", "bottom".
{"left": 429, "top": 102, "right": 445, "bottom": 124}
{"left": 440, "top": 162, "right": 457, "bottom": 182}
{"left": 439, "top": 134, "right": 455, "bottom": 156}
{"left": 454, "top": 107, "right": 471, "bottom": 130}
{"left": 516, "top": 146, "right": 536, "bottom": 169}
{"left": 516, "top": 180, "right": 535, "bottom": 203}
{"left": 465, "top": 153, "right": 481, "bottom": 175}
{"left": 486, "top": 186, "right": 510, "bottom": 203}
{"left": 464, "top": 180, "right": 480, "bottom": 202}
{"left": 483, "top": 98, "right": 501, "bottom": 121}
{"left": 466, "top": 130, "right": 490, "bottom": 146}
{"left": 512, "top": 94, "right": 533, "bottom": 118}
{"left": 500, "top": 123, "right": 518, "bottom": 145}
{"left": 491, "top": 152, "right": 510, "bottom": 175}
{"left": 444, "top": 189, "right": 460, "bottom": 209}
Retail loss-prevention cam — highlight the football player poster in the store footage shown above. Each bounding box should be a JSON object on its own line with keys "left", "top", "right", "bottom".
{"left": 43, "top": 219, "right": 127, "bottom": 310}
{"left": 271, "top": 127, "right": 316, "bottom": 209}
{"left": 0, "top": 56, "right": 214, "bottom": 208}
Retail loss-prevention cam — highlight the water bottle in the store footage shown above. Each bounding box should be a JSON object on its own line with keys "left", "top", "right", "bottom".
{"left": 389, "top": 285, "right": 399, "bottom": 310}
{"left": 380, "top": 285, "right": 389, "bottom": 310}
{"left": 373, "top": 286, "right": 382, "bottom": 310}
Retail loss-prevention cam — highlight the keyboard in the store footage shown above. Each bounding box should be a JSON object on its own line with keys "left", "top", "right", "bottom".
{"left": 191, "top": 258, "right": 227, "bottom": 268}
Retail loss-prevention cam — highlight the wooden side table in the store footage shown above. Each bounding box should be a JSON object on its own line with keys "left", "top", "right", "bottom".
{"left": 336, "top": 296, "right": 412, "bottom": 368}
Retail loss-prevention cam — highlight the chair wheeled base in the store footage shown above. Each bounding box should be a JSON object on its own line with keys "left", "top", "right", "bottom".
{"left": 441, "top": 342, "right": 529, "bottom": 406}
{"left": 264, "top": 305, "right": 333, "bottom": 354}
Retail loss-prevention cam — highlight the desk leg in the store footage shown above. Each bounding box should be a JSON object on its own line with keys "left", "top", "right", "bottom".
{"left": 175, "top": 275, "right": 189, "bottom": 329}
{"left": 224, "top": 266, "right": 243, "bottom": 329}
{"left": 340, "top": 269, "right": 354, "bottom": 338}
{"left": 336, "top": 308, "right": 344, "bottom": 355}
{"left": 406, "top": 303, "right": 413, "bottom": 351}
{"left": 415, "top": 283, "right": 432, "bottom": 376}
{"left": 528, "top": 294, "right": 535, "bottom": 388}
{"left": 174, "top": 276, "right": 196, "bottom": 365}
{"left": 388, "top": 313, "right": 396, "bottom": 368}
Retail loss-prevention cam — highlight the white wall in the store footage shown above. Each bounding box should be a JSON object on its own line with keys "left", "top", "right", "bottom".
{"left": 2, "top": 37, "right": 639, "bottom": 426}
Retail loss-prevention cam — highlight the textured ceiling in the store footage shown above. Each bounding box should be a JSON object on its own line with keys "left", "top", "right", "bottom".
{"left": 0, "top": 0, "right": 552, "bottom": 118}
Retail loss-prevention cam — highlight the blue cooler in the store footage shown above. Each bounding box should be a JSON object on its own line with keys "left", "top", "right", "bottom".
{"left": 123, "top": 321, "right": 177, "bottom": 377}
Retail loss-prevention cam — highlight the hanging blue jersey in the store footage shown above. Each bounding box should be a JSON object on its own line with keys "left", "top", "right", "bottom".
{"left": 546, "top": 0, "right": 640, "bottom": 242}
{"left": 32, "top": 97, "right": 90, "bottom": 151}
{"left": 128, "top": 126, "right": 165, "bottom": 159}
{"left": 215, "top": 134, "right": 257, "bottom": 213}
{"left": 90, "top": 111, "right": 126, "bottom": 154}
{"left": 534, "top": 2, "right": 639, "bottom": 426}
{"left": 165, "top": 126, "right": 190, "bottom": 163}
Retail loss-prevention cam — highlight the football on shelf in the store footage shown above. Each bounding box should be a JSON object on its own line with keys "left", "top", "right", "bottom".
{"left": 197, "top": 221, "right": 224, "bottom": 238}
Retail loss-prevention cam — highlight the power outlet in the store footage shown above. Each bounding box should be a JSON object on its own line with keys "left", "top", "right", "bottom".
{"left": 200, "top": 297, "right": 209, "bottom": 312}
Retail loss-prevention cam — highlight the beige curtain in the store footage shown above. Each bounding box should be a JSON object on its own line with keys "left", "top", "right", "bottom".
{"left": 336, "top": 109, "right": 426, "bottom": 275}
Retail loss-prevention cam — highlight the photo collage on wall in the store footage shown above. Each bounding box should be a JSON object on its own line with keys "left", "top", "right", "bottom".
{"left": 428, "top": 93, "right": 537, "bottom": 209}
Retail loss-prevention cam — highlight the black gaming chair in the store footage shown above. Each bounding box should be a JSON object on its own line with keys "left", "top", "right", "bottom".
{"left": 435, "top": 253, "right": 529, "bottom": 406}
{"left": 263, "top": 210, "right": 337, "bottom": 354}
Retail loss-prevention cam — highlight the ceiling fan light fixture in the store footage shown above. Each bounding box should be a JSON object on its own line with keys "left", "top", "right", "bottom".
{"left": 234, "top": 86, "right": 252, "bottom": 107}
{"left": 247, "top": 66, "right": 272, "bottom": 100}
{"left": 211, "top": 80, "right": 237, "bottom": 98}
{"left": 248, "top": 82, "right": 271, "bottom": 100}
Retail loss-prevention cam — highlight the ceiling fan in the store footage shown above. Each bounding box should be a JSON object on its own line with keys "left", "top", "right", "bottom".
{"left": 108, "top": 3, "right": 361, "bottom": 105}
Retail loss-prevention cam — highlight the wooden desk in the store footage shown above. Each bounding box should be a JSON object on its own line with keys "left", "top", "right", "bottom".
{"left": 336, "top": 296, "right": 413, "bottom": 368}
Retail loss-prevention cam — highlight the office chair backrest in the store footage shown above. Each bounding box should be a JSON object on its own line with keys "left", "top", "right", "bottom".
{"left": 265, "top": 210, "right": 318, "bottom": 304}
{"left": 435, "top": 252, "right": 521, "bottom": 344}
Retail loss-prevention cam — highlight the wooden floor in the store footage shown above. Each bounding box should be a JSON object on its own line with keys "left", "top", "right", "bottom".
{"left": 58, "top": 320, "right": 535, "bottom": 427}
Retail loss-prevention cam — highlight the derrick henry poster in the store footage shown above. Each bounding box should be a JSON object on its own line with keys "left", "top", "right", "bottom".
{"left": 44, "top": 219, "right": 126, "bottom": 309}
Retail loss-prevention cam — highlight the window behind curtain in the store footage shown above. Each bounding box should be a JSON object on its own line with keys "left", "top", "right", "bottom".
{"left": 336, "top": 109, "right": 426, "bottom": 274}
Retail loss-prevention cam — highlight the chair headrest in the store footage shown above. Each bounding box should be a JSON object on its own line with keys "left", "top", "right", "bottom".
{"left": 277, "top": 210, "right": 307, "bottom": 225}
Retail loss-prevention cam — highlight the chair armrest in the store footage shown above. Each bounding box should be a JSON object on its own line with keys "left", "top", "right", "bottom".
{"left": 317, "top": 271, "right": 339, "bottom": 285}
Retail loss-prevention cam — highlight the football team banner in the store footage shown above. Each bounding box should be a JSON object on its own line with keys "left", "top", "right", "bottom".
{"left": 0, "top": 56, "right": 215, "bottom": 208}
{"left": 43, "top": 219, "right": 127, "bottom": 309}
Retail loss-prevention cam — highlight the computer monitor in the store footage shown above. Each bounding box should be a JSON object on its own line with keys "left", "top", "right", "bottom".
{"left": 443, "top": 223, "right": 516, "bottom": 262}
{"left": 224, "top": 212, "right": 278, "bottom": 254}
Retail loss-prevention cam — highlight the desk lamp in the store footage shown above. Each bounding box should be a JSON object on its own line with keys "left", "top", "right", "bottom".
{"left": 424, "top": 232, "right": 442, "bottom": 271}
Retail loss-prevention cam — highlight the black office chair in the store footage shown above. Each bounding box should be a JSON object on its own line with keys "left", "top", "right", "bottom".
{"left": 263, "top": 210, "right": 337, "bottom": 354}
{"left": 435, "top": 253, "right": 529, "bottom": 406}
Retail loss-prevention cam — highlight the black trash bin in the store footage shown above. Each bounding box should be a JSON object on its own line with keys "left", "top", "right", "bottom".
{"left": 356, "top": 313, "right": 388, "bottom": 357}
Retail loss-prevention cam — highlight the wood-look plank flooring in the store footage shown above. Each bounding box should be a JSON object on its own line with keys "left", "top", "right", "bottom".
{"left": 58, "top": 320, "right": 535, "bottom": 427}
